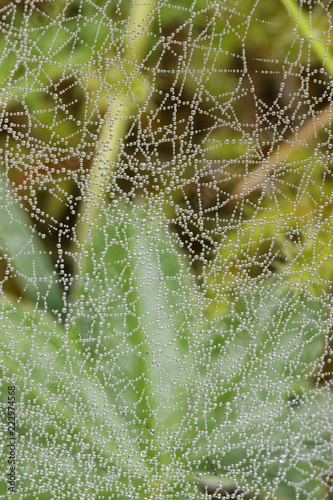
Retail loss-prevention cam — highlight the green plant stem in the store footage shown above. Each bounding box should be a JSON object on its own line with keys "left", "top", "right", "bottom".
{"left": 280, "top": 0, "right": 333, "bottom": 75}
{"left": 76, "top": 94, "right": 129, "bottom": 245}
{"left": 76, "top": 0, "right": 156, "bottom": 248}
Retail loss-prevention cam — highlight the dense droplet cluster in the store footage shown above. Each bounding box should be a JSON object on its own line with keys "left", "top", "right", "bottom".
{"left": 0, "top": 0, "right": 333, "bottom": 499}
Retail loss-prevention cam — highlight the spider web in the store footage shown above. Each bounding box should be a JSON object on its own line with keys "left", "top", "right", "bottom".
{"left": 0, "top": 0, "right": 333, "bottom": 499}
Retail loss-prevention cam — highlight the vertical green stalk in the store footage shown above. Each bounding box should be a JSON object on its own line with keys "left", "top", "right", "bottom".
{"left": 280, "top": 0, "right": 333, "bottom": 75}
{"left": 76, "top": 0, "right": 156, "bottom": 247}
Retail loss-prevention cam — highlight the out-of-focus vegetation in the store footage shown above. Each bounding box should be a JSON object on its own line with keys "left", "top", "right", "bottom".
{"left": 1, "top": 0, "right": 333, "bottom": 301}
{"left": 0, "top": 202, "right": 331, "bottom": 499}
{"left": 0, "top": 0, "right": 333, "bottom": 498}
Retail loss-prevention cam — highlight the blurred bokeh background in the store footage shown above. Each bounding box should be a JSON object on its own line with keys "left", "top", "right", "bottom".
{"left": 1, "top": 1, "right": 333, "bottom": 497}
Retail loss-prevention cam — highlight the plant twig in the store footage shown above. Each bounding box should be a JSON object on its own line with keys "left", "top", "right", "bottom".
{"left": 229, "top": 101, "right": 333, "bottom": 205}
{"left": 228, "top": 0, "right": 333, "bottom": 206}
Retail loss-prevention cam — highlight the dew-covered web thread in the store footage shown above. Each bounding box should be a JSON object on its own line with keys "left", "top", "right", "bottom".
{"left": 0, "top": 0, "right": 333, "bottom": 499}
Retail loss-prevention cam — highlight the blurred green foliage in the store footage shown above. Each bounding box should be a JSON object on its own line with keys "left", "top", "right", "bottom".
{"left": 0, "top": 202, "right": 331, "bottom": 499}
{"left": 0, "top": 0, "right": 333, "bottom": 498}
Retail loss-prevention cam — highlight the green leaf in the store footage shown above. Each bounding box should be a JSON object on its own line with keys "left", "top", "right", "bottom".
{"left": 1, "top": 202, "right": 331, "bottom": 499}
{"left": 0, "top": 298, "right": 148, "bottom": 498}
{"left": 0, "top": 171, "right": 63, "bottom": 314}
{"left": 69, "top": 201, "right": 205, "bottom": 493}
{"left": 195, "top": 282, "right": 331, "bottom": 498}
{"left": 70, "top": 202, "right": 332, "bottom": 498}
